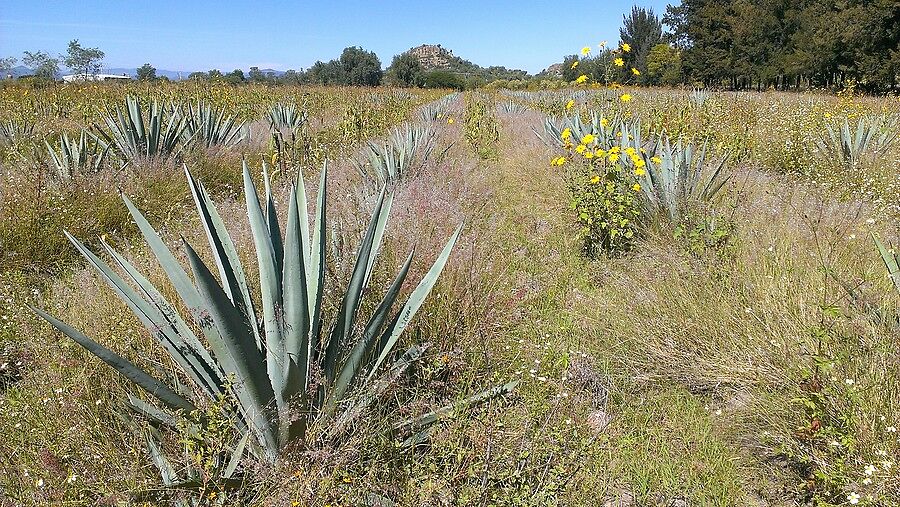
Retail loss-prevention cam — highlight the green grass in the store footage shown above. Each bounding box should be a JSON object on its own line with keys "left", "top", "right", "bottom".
{"left": 1, "top": 87, "right": 899, "bottom": 506}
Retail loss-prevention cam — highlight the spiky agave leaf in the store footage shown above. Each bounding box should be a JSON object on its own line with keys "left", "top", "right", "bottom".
{"left": 874, "top": 234, "right": 900, "bottom": 295}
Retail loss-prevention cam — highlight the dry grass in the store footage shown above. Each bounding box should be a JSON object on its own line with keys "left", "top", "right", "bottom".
{"left": 2, "top": 87, "right": 899, "bottom": 506}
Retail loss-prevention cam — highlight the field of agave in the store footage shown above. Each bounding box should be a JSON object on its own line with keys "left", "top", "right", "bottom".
{"left": 0, "top": 80, "right": 899, "bottom": 506}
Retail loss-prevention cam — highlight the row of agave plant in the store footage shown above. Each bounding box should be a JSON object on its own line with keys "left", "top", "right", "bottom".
{"left": 44, "top": 96, "right": 248, "bottom": 178}
{"left": 33, "top": 91, "right": 517, "bottom": 502}
{"left": 353, "top": 94, "right": 460, "bottom": 187}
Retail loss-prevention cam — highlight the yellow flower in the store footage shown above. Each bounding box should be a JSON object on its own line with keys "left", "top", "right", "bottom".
{"left": 447, "top": 117, "right": 454, "bottom": 124}
{"left": 566, "top": 99, "right": 575, "bottom": 110}
{"left": 556, "top": 156, "right": 566, "bottom": 166}
{"left": 622, "top": 43, "right": 631, "bottom": 52}
{"left": 609, "top": 146, "right": 621, "bottom": 154}
{"left": 625, "top": 147, "right": 636, "bottom": 156}
{"left": 581, "top": 134, "right": 595, "bottom": 144}
{"left": 571, "top": 60, "right": 579, "bottom": 69}
{"left": 614, "top": 58, "right": 624, "bottom": 67}
{"left": 650, "top": 156, "right": 662, "bottom": 164}
{"left": 620, "top": 93, "right": 632, "bottom": 102}
{"left": 600, "top": 117, "right": 610, "bottom": 128}
{"left": 634, "top": 167, "right": 646, "bottom": 176}
{"left": 609, "top": 153, "right": 620, "bottom": 163}
{"left": 590, "top": 175, "right": 600, "bottom": 184}
{"left": 634, "top": 158, "right": 646, "bottom": 168}
{"left": 581, "top": 46, "right": 591, "bottom": 56}
{"left": 632, "top": 183, "right": 641, "bottom": 191}
{"left": 584, "top": 151, "right": 594, "bottom": 159}
{"left": 575, "top": 74, "right": 588, "bottom": 84}
{"left": 631, "top": 68, "right": 641, "bottom": 76}
{"left": 575, "top": 144, "right": 587, "bottom": 154}
{"left": 561, "top": 127, "right": 572, "bottom": 140}
{"left": 596, "top": 149, "right": 607, "bottom": 157}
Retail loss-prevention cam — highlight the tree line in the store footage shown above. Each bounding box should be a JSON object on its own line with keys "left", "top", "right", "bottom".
{"left": 559, "top": 1, "right": 898, "bottom": 92}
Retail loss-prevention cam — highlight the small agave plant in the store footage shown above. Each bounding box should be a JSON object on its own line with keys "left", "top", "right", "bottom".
{"left": 817, "top": 115, "right": 898, "bottom": 169}
{"left": 181, "top": 101, "right": 247, "bottom": 149}
{"left": 635, "top": 137, "right": 732, "bottom": 221}
{"left": 44, "top": 129, "right": 110, "bottom": 178}
{"left": 33, "top": 161, "right": 516, "bottom": 495}
{"left": 95, "top": 95, "right": 192, "bottom": 163}
{"left": 354, "top": 123, "right": 437, "bottom": 186}
{"left": 418, "top": 93, "right": 458, "bottom": 122}
{"left": 267, "top": 102, "right": 307, "bottom": 132}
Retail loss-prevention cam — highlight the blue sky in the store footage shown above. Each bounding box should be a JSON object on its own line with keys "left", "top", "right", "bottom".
{"left": 0, "top": 0, "right": 671, "bottom": 74}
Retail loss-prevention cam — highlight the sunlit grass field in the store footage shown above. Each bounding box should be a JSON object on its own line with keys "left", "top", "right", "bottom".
{"left": 0, "top": 81, "right": 898, "bottom": 506}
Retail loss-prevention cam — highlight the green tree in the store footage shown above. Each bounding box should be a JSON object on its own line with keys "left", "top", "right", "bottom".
{"left": 386, "top": 52, "right": 422, "bottom": 87}
{"left": 307, "top": 60, "right": 346, "bottom": 85}
{"left": 224, "top": 69, "right": 245, "bottom": 84}
{"left": 0, "top": 56, "right": 16, "bottom": 78}
{"left": 207, "top": 69, "right": 224, "bottom": 80}
{"left": 340, "top": 46, "right": 382, "bottom": 86}
{"left": 248, "top": 66, "right": 268, "bottom": 82}
{"left": 63, "top": 39, "right": 104, "bottom": 77}
{"left": 188, "top": 71, "right": 208, "bottom": 81}
{"left": 280, "top": 69, "right": 301, "bottom": 84}
{"left": 645, "top": 43, "right": 683, "bottom": 85}
{"left": 136, "top": 63, "right": 156, "bottom": 81}
{"left": 422, "top": 70, "right": 464, "bottom": 90}
{"left": 22, "top": 51, "right": 59, "bottom": 80}
{"left": 620, "top": 6, "right": 663, "bottom": 81}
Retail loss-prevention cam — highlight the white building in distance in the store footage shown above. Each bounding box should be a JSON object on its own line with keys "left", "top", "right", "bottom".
{"left": 62, "top": 73, "right": 132, "bottom": 82}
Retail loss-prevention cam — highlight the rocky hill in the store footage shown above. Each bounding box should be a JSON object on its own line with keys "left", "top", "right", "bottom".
{"left": 408, "top": 44, "right": 457, "bottom": 71}
{"left": 404, "top": 44, "right": 530, "bottom": 82}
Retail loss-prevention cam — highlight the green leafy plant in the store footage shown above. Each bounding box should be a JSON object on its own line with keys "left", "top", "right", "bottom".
{"left": 44, "top": 130, "right": 110, "bottom": 178}
{"left": 566, "top": 163, "right": 641, "bottom": 256}
{"left": 95, "top": 95, "right": 191, "bottom": 162}
{"left": 463, "top": 93, "right": 500, "bottom": 160}
{"left": 673, "top": 207, "right": 734, "bottom": 259}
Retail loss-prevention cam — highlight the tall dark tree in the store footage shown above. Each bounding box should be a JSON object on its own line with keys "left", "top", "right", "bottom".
{"left": 620, "top": 6, "right": 664, "bottom": 80}
{"left": 663, "top": 0, "right": 899, "bottom": 91}
{"left": 63, "top": 40, "right": 104, "bottom": 77}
